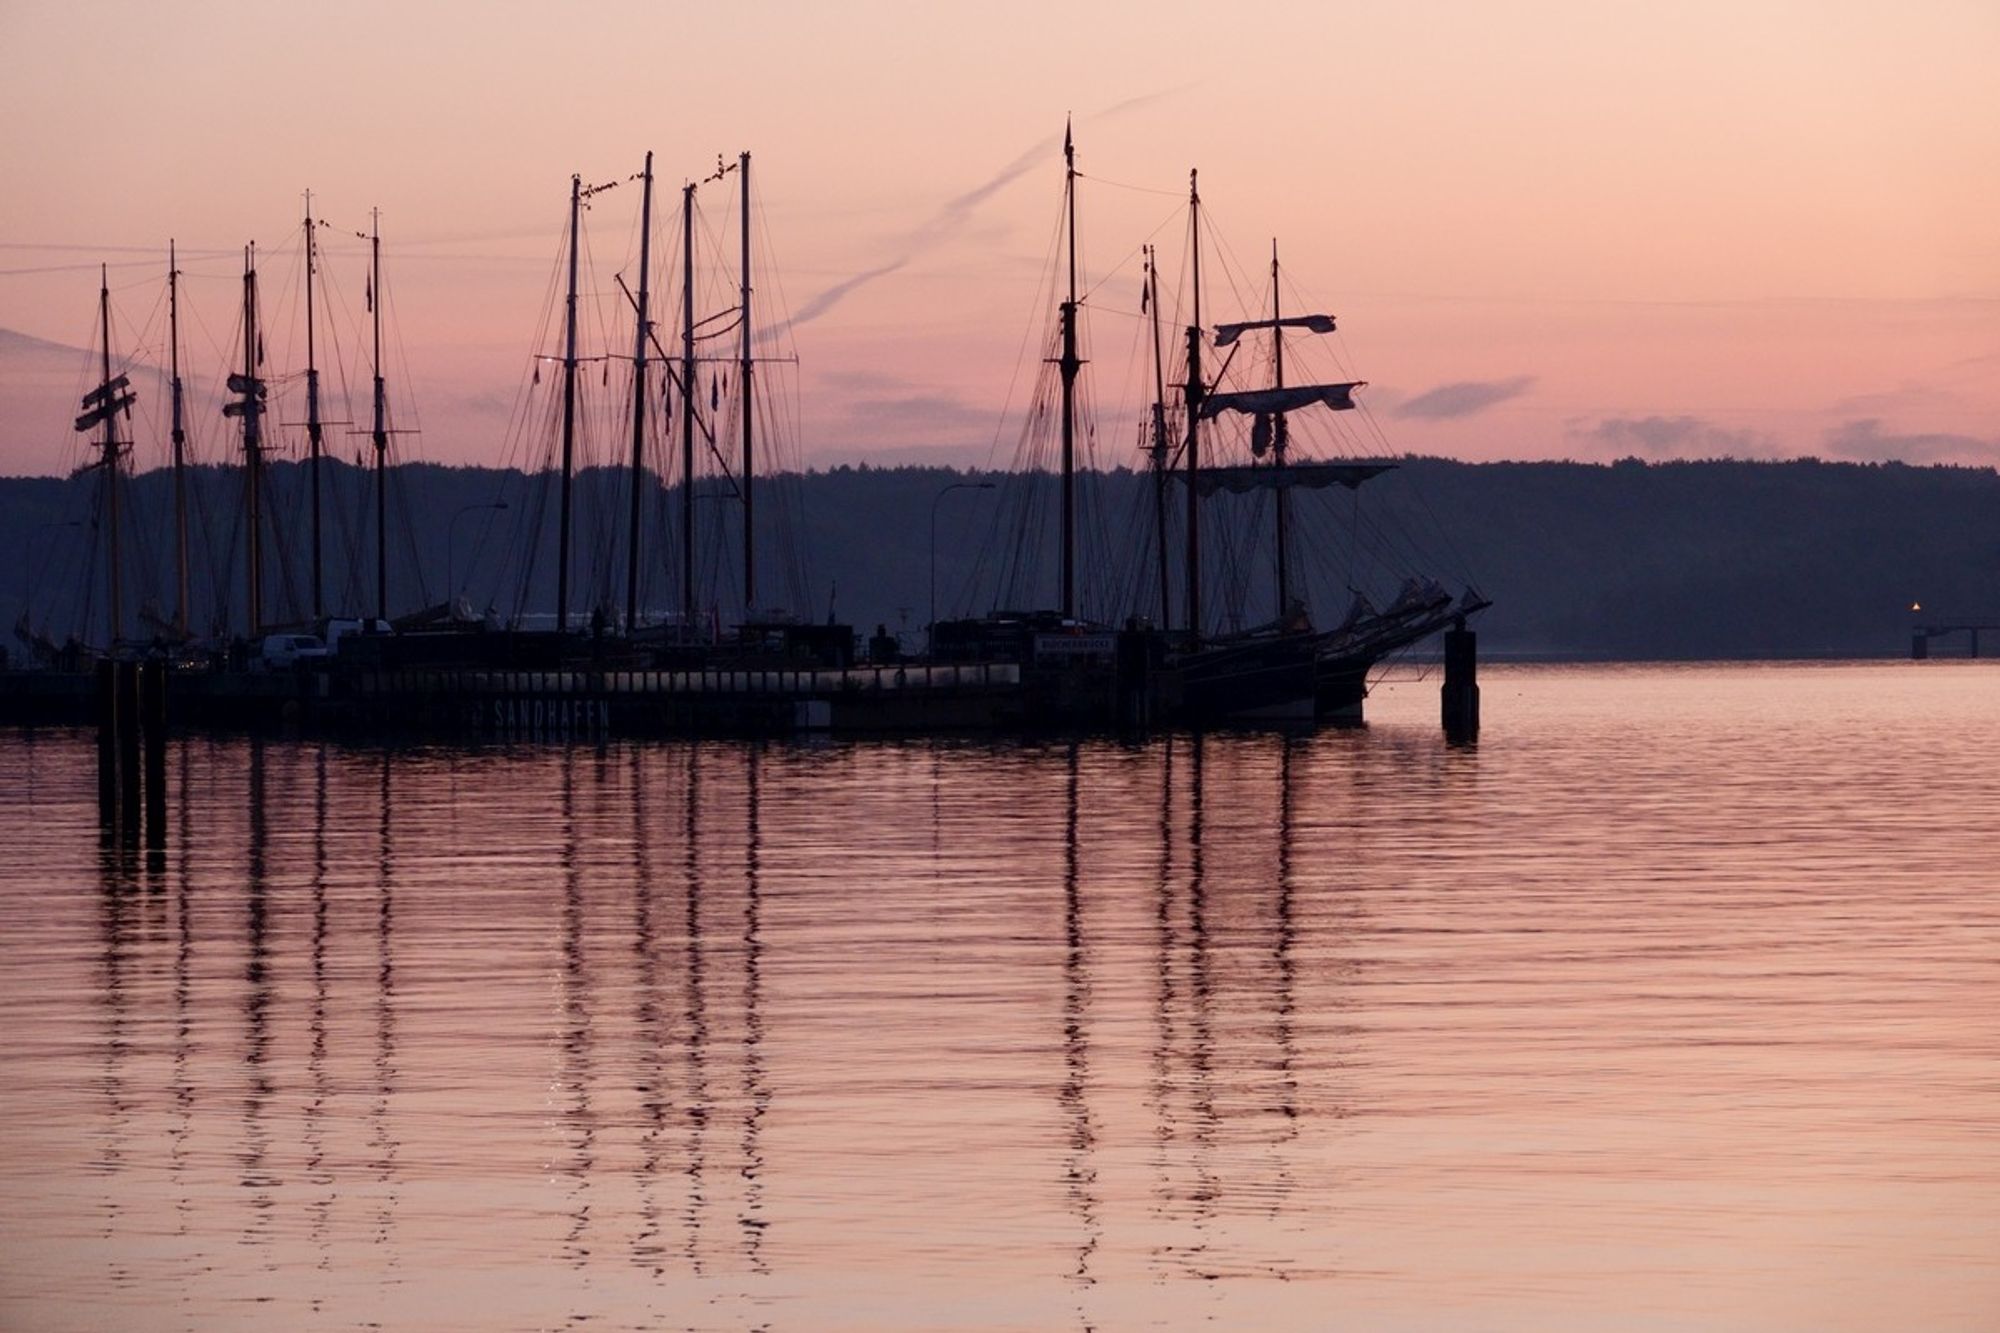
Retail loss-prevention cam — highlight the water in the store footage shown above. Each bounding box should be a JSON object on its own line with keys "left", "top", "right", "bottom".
{"left": 2, "top": 662, "right": 1996, "bottom": 1331}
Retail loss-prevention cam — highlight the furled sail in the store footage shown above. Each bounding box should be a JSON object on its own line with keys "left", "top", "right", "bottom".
{"left": 1214, "top": 313, "right": 1336, "bottom": 346}
{"left": 73, "top": 392, "right": 135, "bottom": 433}
{"left": 1196, "top": 381, "right": 1364, "bottom": 419}
{"left": 1171, "top": 460, "right": 1393, "bottom": 496}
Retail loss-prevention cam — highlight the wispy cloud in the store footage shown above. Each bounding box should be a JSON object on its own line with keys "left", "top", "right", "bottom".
{"left": 1823, "top": 418, "right": 2000, "bottom": 465}
{"left": 783, "top": 90, "right": 1179, "bottom": 332}
{"left": 1827, "top": 380, "right": 1960, "bottom": 416}
{"left": 1573, "top": 414, "right": 1775, "bottom": 458}
{"left": 841, "top": 390, "right": 992, "bottom": 436}
{"left": 1392, "top": 375, "right": 1534, "bottom": 420}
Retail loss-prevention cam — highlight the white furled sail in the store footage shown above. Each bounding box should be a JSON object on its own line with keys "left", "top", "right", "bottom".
{"left": 1196, "top": 381, "right": 1364, "bottom": 419}
{"left": 1214, "top": 313, "right": 1337, "bottom": 346}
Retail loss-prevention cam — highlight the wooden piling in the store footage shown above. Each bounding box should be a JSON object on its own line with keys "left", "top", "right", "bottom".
{"left": 1442, "top": 621, "right": 1479, "bottom": 742}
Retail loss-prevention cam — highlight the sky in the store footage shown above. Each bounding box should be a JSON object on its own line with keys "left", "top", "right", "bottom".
{"left": 1, "top": 0, "right": 1996, "bottom": 476}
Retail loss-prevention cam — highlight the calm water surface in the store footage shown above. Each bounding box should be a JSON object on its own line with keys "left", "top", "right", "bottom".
{"left": 1, "top": 662, "right": 1996, "bottom": 1331}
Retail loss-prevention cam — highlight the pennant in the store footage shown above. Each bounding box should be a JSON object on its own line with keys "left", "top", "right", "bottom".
{"left": 1140, "top": 282, "right": 1148, "bottom": 314}
{"left": 710, "top": 374, "right": 719, "bottom": 411}
{"left": 533, "top": 362, "right": 541, "bottom": 386}
{"left": 365, "top": 276, "right": 373, "bottom": 313}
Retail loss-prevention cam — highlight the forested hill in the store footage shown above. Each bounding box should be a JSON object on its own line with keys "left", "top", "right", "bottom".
{"left": 4, "top": 457, "right": 1995, "bottom": 660}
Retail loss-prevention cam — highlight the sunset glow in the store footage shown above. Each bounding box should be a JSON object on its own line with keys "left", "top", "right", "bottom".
{"left": 2, "top": 0, "right": 1995, "bottom": 473}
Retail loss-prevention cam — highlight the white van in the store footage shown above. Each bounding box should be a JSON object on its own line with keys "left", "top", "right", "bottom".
{"left": 256, "top": 633, "right": 329, "bottom": 670}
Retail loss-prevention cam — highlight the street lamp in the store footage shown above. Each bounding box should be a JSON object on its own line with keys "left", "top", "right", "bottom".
{"left": 447, "top": 502, "right": 509, "bottom": 610}
{"left": 929, "top": 481, "right": 995, "bottom": 655}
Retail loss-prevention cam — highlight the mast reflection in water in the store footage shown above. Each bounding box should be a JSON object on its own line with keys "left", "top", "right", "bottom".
{"left": 3, "top": 663, "right": 2000, "bottom": 1330}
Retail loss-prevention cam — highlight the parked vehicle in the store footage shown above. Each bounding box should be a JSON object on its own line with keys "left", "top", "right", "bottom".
{"left": 256, "top": 633, "right": 329, "bottom": 670}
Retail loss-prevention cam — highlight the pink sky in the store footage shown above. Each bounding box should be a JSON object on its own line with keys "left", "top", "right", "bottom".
{"left": 2, "top": 0, "right": 1995, "bottom": 476}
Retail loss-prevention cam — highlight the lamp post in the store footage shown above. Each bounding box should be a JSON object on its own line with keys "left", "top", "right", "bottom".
{"left": 447, "top": 502, "right": 508, "bottom": 611}
{"left": 929, "top": 481, "right": 995, "bottom": 656}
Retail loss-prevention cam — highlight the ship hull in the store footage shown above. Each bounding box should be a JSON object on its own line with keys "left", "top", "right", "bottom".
{"left": 1171, "top": 631, "right": 1318, "bottom": 725}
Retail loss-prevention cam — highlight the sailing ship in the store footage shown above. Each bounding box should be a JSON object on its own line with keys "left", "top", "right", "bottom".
{"left": 1169, "top": 167, "right": 1488, "bottom": 723}
{"left": 495, "top": 149, "right": 844, "bottom": 668}
{"left": 939, "top": 128, "right": 1487, "bottom": 726}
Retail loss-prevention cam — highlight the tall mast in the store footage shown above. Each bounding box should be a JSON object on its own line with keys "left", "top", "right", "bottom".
{"left": 556, "top": 174, "right": 581, "bottom": 635}
{"left": 625, "top": 151, "right": 655, "bottom": 632}
{"left": 1146, "top": 245, "right": 1171, "bottom": 632}
{"left": 368, "top": 208, "right": 387, "bottom": 623}
{"left": 680, "top": 180, "right": 697, "bottom": 635}
{"left": 168, "top": 243, "right": 189, "bottom": 638}
{"left": 1271, "top": 240, "right": 1290, "bottom": 620}
{"left": 98, "top": 266, "right": 122, "bottom": 647}
{"left": 739, "top": 150, "right": 755, "bottom": 611}
{"left": 304, "top": 190, "right": 324, "bottom": 621}
{"left": 238, "top": 245, "right": 265, "bottom": 637}
{"left": 1182, "top": 170, "right": 1204, "bottom": 640}
{"left": 1057, "top": 120, "right": 1082, "bottom": 620}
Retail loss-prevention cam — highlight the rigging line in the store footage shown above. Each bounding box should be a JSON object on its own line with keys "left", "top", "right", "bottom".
{"left": 1078, "top": 201, "right": 1185, "bottom": 306}
{"left": 383, "top": 271, "right": 426, "bottom": 442}
{"left": 1071, "top": 171, "right": 1182, "bottom": 198}
{"left": 975, "top": 185, "right": 1068, "bottom": 476}
{"left": 0, "top": 258, "right": 185, "bottom": 278}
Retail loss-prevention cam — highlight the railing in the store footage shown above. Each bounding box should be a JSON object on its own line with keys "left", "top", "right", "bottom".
{"left": 355, "top": 662, "right": 1024, "bottom": 697}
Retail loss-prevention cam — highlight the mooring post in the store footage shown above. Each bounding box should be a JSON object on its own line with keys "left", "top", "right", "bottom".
{"left": 1911, "top": 630, "right": 1929, "bottom": 660}
{"left": 95, "top": 658, "right": 118, "bottom": 830}
{"left": 1442, "top": 617, "right": 1479, "bottom": 742}
{"left": 141, "top": 660, "right": 168, "bottom": 852}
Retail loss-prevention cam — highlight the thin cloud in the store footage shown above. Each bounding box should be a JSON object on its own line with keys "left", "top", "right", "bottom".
{"left": 841, "top": 390, "right": 992, "bottom": 436}
{"left": 1575, "top": 414, "right": 1775, "bottom": 458}
{"left": 783, "top": 89, "right": 1180, "bottom": 333}
{"left": 1393, "top": 376, "right": 1534, "bottom": 420}
{"left": 1828, "top": 381, "right": 1959, "bottom": 415}
{"left": 1824, "top": 418, "right": 2000, "bottom": 465}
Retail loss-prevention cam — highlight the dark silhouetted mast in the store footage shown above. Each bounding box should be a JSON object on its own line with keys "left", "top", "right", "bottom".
{"left": 739, "top": 151, "right": 755, "bottom": 610}
{"left": 1271, "top": 240, "right": 1291, "bottom": 619}
{"left": 1057, "top": 121, "right": 1082, "bottom": 620}
{"left": 168, "top": 243, "right": 189, "bottom": 638}
{"left": 226, "top": 245, "right": 268, "bottom": 637}
{"left": 680, "top": 180, "right": 697, "bottom": 634}
{"left": 368, "top": 209, "right": 387, "bottom": 623}
{"left": 557, "top": 174, "right": 581, "bottom": 634}
{"left": 304, "top": 191, "right": 325, "bottom": 620}
{"left": 97, "top": 268, "right": 123, "bottom": 646}
{"left": 1183, "top": 171, "right": 1205, "bottom": 640}
{"left": 74, "top": 269, "right": 136, "bottom": 646}
{"left": 1145, "top": 245, "right": 1171, "bottom": 632}
{"left": 625, "top": 152, "right": 654, "bottom": 632}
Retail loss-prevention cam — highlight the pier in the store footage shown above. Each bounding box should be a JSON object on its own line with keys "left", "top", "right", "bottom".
{"left": 1910, "top": 615, "right": 2000, "bottom": 659}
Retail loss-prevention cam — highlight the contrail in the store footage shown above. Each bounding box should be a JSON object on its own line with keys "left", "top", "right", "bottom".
{"left": 780, "top": 87, "right": 1185, "bottom": 335}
